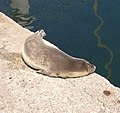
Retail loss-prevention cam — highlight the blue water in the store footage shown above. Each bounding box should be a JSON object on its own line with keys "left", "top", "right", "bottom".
{"left": 0, "top": 0, "right": 120, "bottom": 87}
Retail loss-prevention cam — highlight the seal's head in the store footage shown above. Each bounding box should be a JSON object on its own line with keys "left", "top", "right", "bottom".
{"left": 62, "top": 58, "right": 96, "bottom": 78}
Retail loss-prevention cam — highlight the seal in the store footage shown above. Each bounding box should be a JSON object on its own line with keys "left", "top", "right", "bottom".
{"left": 21, "top": 30, "right": 96, "bottom": 78}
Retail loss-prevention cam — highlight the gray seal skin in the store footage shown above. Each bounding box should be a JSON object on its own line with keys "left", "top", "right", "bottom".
{"left": 21, "top": 30, "right": 96, "bottom": 78}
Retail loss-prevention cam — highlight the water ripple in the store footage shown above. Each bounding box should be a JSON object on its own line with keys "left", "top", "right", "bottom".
{"left": 93, "top": 0, "right": 114, "bottom": 78}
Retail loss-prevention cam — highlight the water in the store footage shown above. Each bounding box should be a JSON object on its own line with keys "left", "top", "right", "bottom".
{"left": 0, "top": 0, "right": 120, "bottom": 87}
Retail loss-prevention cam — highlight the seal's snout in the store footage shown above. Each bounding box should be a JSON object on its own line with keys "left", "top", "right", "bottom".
{"left": 87, "top": 63, "right": 96, "bottom": 74}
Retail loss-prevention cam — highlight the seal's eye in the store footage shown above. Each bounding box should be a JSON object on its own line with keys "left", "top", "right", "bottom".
{"left": 75, "top": 61, "right": 84, "bottom": 69}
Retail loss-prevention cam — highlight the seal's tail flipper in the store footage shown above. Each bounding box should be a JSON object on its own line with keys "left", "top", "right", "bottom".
{"left": 35, "top": 29, "right": 46, "bottom": 38}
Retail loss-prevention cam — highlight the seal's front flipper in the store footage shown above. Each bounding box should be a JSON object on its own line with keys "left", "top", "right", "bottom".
{"left": 36, "top": 69, "right": 51, "bottom": 76}
{"left": 36, "top": 69, "right": 58, "bottom": 78}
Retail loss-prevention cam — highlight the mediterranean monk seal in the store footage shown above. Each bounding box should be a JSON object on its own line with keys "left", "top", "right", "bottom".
{"left": 21, "top": 30, "right": 96, "bottom": 78}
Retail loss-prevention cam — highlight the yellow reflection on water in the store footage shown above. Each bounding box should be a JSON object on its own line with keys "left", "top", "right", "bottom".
{"left": 10, "top": 0, "right": 36, "bottom": 30}
{"left": 93, "top": 0, "right": 114, "bottom": 78}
